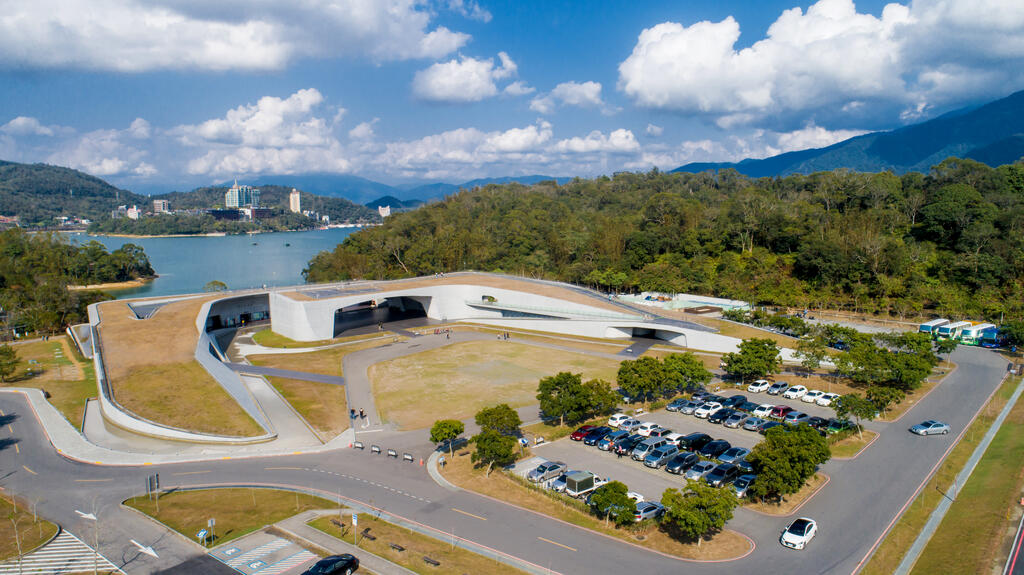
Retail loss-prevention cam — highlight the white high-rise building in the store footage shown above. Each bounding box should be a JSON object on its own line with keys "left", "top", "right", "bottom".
{"left": 225, "top": 180, "right": 259, "bottom": 208}
{"left": 378, "top": 205, "right": 391, "bottom": 218}
{"left": 289, "top": 189, "right": 301, "bottom": 213}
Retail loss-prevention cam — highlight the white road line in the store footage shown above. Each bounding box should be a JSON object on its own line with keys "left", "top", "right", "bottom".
{"left": 225, "top": 538, "right": 290, "bottom": 567}
{"left": 0, "top": 530, "right": 122, "bottom": 574}
{"left": 251, "top": 550, "right": 317, "bottom": 575}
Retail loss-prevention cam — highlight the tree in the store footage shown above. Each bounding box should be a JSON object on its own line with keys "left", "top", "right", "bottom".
{"left": 429, "top": 419, "right": 465, "bottom": 456}
{"left": 536, "top": 372, "right": 615, "bottom": 426}
{"left": 1001, "top": 320, "right": 1024, "bottom": 348}
{"left": 204, "top": 280, "right": 228, "bottom": 292}
{"left": 660, "top": 482, "right": 739, "bottom": 546}
{"left": 933, "top": 337, "right": 958, "bottom": 368}
{"left": 581, "top": 378, "right": 620, "bottom": 419}
{"left": 746, "top": 425, "right": 831, "bottom": 501}
{"left": 616, "top": 356, "right": 667, "bottom": 409}
{"left": 833, "top": 394, "right": 878, "bottom": 439}
{"left": 471, "top": 429, "right": 517, "bottom": 474}
{"left": 0, "top": 345, "right": 17, "bottom": 382}
{"left": 589, "top": 481, "right": 635, "bottom": 527}
{"left": 474, "top": 404, "right": 521, "bottom": 436}
{"left": 795, "top": 336, "right": 828, "bottom": 374}
{"left": 662, "top": 352, "right": 713, "bottom": 391}
{"left": 865, "top": 386, "right": 904, "bottom": 416}
{"left": 721, "top": 338, "right": 781, "bottom": 383}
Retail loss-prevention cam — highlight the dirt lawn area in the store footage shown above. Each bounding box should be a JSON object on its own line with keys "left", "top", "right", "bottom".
{"left": 249, "top": 337, "right": 405, "bottom": 376}
{"left": 1, "top": 337, "right": 97, "bottom": 429}
{"left": 266, "top": 376, "right": 348, "bottom": 440}
{"left": 369, "top": 340, "right": 622, "bottom": 430}
{"left": 0, "top": 494, "right": 59, "bottom": 561}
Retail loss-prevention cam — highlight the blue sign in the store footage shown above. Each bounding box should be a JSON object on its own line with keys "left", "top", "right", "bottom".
{"left": 197, "top": 529, "right": 208, "bottom": 539}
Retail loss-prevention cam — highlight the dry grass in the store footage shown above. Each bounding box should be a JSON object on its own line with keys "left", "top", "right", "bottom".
{"left": 439, "top": 446, "right": 751, "bottom": 560}
{"left": 125, "top": 488, "right": 338, "bottom": 546}
{"left": 0, "top": 494, "right": 59, "bottom": 562}
{"left": 2, "top": 337, "right": 96, "bottom": 429}
{"left": 744, "top": 473, "right": 828, "bottom": 516}
{"left": 830, "top": 430, "right": 879, "bottom": 458}
{"left": 521, "top": 416, "right": 608, "bottom": 443}
{"left": 369, "top": 340, "right": 622, "bottom": 430}
{"left": 249, "top": 337, "right": 403, "bottom": 377}
{"left": 113, "top": 361, "right": 263, "bottom": 437}
{"left": 309, "top": 515, "right": 527, "bottom": 575}
{"left": 252, "top": 329, "right": 381, "bottom": 349}
{"left": 267, "top": 376, "right": 348, "bottom": 439}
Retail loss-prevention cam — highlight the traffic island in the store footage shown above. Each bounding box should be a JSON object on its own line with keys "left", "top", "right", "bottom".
{"left": 0, "top": 494, "right": 59, "bottom": 561}
{"left": 830, "top": 429, "right": 879, "bottom": 458}
{"left": 744, "top": 473, "right": 829, "bottom": 516}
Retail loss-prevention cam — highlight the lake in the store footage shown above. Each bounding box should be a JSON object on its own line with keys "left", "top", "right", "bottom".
{"left": 73, "top": 227, "right": 358, "bottom": 298}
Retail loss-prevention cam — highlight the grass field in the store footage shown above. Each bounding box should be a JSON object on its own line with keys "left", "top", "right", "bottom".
{"left": 830, "top": 430, "right": 878, "bottom": 458}
{"left": 310, "top": 515, "right": 527, "bottom": 575}
{"left": 439, "top": 445, "right": 751, "bottom": 560}
{"left": 0, "top": 494, "right": 59, "bottom": 562}
{"left": 126, "top": 488, "right": 338, "bottom": 547}
{"left": 252, "top": 329, "right": 381, "bottom": 349}
{"left": 249, "top": 336, "right": 404, "bottom": 377}
{"left": 113, "top": 361, "right": 263, "bottom": 437}
{"left": 862, "top": 375, "right": 1021, "bottom": 575}
{"left": 744, "top": 473, "right": 828, "bottom": 515}
{"left": 0, "top": 337, "right": 96, "bottom": 429}
{"left": 521, "top": 416, "right": 608, "bottom": 443}
{"left": 267, "top": 376, "right": 348, "bottom": 439}
{"left": 369, "top": 340, "right": 622, "bottom": 430}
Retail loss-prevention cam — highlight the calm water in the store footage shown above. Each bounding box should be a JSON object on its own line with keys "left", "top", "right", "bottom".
{"left": 72, "top": 227, "right": 357, "bottom": 298}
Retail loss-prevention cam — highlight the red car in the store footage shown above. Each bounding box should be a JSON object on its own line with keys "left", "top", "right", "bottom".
{"left": 770, "top": 405, "right": 794, "bottom": 419}
{"left": 570, "top": 425, "right": 596, "bottom": 441}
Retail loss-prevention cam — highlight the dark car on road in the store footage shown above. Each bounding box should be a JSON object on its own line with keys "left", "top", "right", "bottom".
{"left": 302, "top": 554, "right": 359, "bottom": 575}
{"left": 708, "top": 408, "right": 735, "bottom": 424}
{"left": 583, "top": 426, "right": 613, "bottom": 445}
{"left": 678, "top": 432, "right": 712, "bottom": 452}
{"left": 722, "top": 394, "right": 747, "bottom": 408}
{"left": 570, "top": 425, "right": 596, "bottom": 441}
{"left": 665, "top": 452, "right": 700, "bottom": 474}
{"left": 705, "top": 463, "right": 740, "bottom": 487}
{"left": 699, "top": 439, "right": 731, "bottom": 459}
{"left": 613, "top": 434, "right": 645, "bottom": 455}
{"left": 807, "top": 416, "right": 829, "bottom": 431}
{"left": 736, "top": 400, "right": 761, "bottom": 413}
{"left": 827, "top": 419, "right": 855, "bottom": 434}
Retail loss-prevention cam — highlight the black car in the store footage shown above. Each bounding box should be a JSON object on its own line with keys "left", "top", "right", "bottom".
{"left": 759, "top": 421, "right": 784, "bottom": 435}
{"left": 690, "top": 390, "right": 712, "bottom": 402}
{"left": 583, "top": 426, "right": 613, "bottom": 446}
{"left": 678, "top": 432, "right": 712, "bottom": 452}
{"left": 666, "top": 398, "right": 689, "bottom": 412}
{"left": 302, "top": 554, "right": 359, "bottom": 575}
{"left": 665, "top": 452, "right": 700, "bottom": 474}
{"left": 705, "top": 463, "right": 740, "bottom": 487}
{"left": 699, "top": 439, "right": 731, "bottom": 459}
{"left": 708, "top": 408, "right": 735, "bottom": 424}
{"left": 735, "top": 459, "right": 755, "bottom": 474}
{"left": 722, "top": 394, "right": 747, "bottom": 408}
{"left": 737, "top": 400, "right": 761, "bottom": 413}
{"left": 807, "top": 416, "right": 829, "bottom": 430}
{"left": 613, "top": 434, "right": 645, "bottom": 455}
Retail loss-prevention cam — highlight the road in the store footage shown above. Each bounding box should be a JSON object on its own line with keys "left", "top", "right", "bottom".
{"left": 0, "top": 345, "right": 1010, "bottom": 574}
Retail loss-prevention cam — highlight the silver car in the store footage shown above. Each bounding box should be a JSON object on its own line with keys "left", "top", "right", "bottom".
{"left": 643, "top": 445, "right": 680, "bottom": 468}
{"left": 528, "top": 460, "right": 566, "bottom": 482}
{"left": 679, "top": 400, "right": 703, "bottom": 415}
{"left": 723, "top": 412, "right": 748, "bottom": 428}
{"left": 684, "top": 460, "right": 716, "bottom": 481}
{"left": 549, "top": 470, "right": 580, "bottom": 493}
{"left": 718, "top": 446, "right": 751, "bottom": 464}
{"left": 909, "top": 420, "right": 951, "bottom": 435}
{"left": 618, "top": 418, "right": 641, "bottom": 432}
{"left": 743, "top": 416, "right": 766, "bottom": 431}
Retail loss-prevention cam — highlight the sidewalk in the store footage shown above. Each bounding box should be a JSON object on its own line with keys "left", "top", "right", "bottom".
{"left": 275, "top": 510, "right": 416, "bottom": 575}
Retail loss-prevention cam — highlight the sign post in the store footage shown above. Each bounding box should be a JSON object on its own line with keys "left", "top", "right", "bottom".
{"left": 208, "top": 518, "right": 216, "bottom": 542}
{"left": 352, "top": 513, "right": 358, "bottom": 546}
{"left": 197, "top": 529, "right": 208, "bottom": 548}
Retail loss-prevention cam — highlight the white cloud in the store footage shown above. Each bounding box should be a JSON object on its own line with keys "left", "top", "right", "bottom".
{"left": 481, "top": 121, "right": 553, "bottom": 152}
{"left": 0, "top": 0, "right": 470, "bottom": 72}
{"left": 554, "top": 129, "right": 639, "bottom": 154}
{"left": 531, "top": 81, "right": 609, "bottom": 114}
{"left": 529, "top": 96, "right": 555, "bottom": 114}
{"left": 503, "top": 81, "right": 535, "bottom": 96}
{"left": 45, "top": 121, "right": 154, "bottom": 177}
{"left": 349, "top": 119, "right": 379, "bottom": 140}
{"left": 774, "top": 123, "right": 868, "bottom": 152}
{"left": 127, "top": 118, "right": 151, "bottom": 139}
{"left": 618, "top": 0, "right": 1024, "bottom": 125}
{"left": 413, "top": 52, "right": 519, "bottom": 103}
{"left": 645, "top": 124, "right": 664, "bottom": 137}
{"left": 2, "top": 116, "right": 57, "bottom": 137}
{"left": 446, "top": 0, "right": 492, "bottom": 22}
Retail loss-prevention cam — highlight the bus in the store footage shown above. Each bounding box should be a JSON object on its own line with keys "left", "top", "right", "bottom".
{"left": 918, "top": 318, "right": 949, "bottom": 336}
{"left": 935, "top": 321, "right": 972, "bottom": 340}
{"left": 960, "top": 323, "right": 997, "bottom": 345}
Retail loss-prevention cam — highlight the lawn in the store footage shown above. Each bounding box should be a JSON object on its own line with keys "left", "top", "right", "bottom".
{"left": 0, "top": 494, "right": 59, "bottom": 562}
{"left": 309, "top": 515, "right": 527, "bottom": 575}
{"left": 830, "top": 430, "right": 879, "bottom": 458}
{"left": 439, "top": 445, "right": 752, "bottom": 560}
{"left": 862, "top": 375, "right": 1021, "bottom": 575}
{"left": 113, "top": 361, "right": 263, "bottom": 437}
{"left": 249, "top": 337, "right": 404, "bottom": 377}
{"left": 521, "top": 416, "right": 608, "bottom": 443}
{"left": 252, "top": 329, "right": 380, "bottom": 349}
{"left": 369, "top": 340, "right": 622, "bottom": 430}
{"left": 744, "top": 473, "right": 828, "bottom": 515}
{"left": 125, "top": 488, "right": 338, "bottom": 547}
{"left": 1, "top": 337, "right": 97, "bottom": 430}
{"left": 267, "top": 376, "right": 348, "bottom": 440}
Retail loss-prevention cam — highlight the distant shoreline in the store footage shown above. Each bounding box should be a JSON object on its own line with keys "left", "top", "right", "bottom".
{"left": 82, "top": 223, "right": 372, "bottom": 239}
{"left": 68, "top": 277, "right": 156, "bottom": 291}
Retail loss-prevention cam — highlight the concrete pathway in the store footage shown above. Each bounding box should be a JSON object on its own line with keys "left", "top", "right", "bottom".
{"left": 227, "top": 363, "right": 347, "bottom": 386}
{"left": 274, "top": 510, "right": 417, "bottom": 575}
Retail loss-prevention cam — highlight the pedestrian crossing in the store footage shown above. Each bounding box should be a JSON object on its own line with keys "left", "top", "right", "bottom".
{"left": 251, "top": 550, "right": 317, "bottom": 575}
{"left": 0, "top": 529, "right": 122, "bottom": 574}
{"left": 225, "top": 538, "right": 290, "bottom": 567}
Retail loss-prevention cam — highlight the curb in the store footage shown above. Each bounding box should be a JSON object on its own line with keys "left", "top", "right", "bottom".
{"left": 118, "top": 501, "right": 209, "bottom": 552}
{"left": 426, "top": 452, "right": 459, "bottom": 491}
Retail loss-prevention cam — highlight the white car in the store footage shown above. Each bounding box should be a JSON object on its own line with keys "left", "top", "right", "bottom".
{"left": 694, "top": 402, "right": 722, "bottom": 419}
{"left": 780, "top": 517, "right": 817, "bottom": 550}
{"left": 626, "top": 491, "right": 645, "bottom": 503}
{"left": 747, "top": 379, "right": 771, "bottom": 393}
{"left": 752, "top": 404, "right": 775, "bottom": 418}
{"left": 815, "top": 393, "right": 839, "bottom": 407}
{"left": 635, "top": 422, "right": 660, "bottom": 437}
{"left": 608, "top": 413, "right": 631, "bottom": 427}
{"left": 801, "top": 390, "right": 825, "bottom": 403}
{"left": 783, "top": 385, "right": 808, "bottom": 399}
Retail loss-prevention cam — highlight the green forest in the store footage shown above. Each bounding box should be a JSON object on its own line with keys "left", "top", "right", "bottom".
{"left": 305, "top": 158, "right": 1024, "bottom": 322}
{"left": 0, "top": 229, "right": 154, "bottom": 335}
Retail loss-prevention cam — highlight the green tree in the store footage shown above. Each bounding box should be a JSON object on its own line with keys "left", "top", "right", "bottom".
{"left": 582, "top": 378, "right": 620, "bottom": 419}
{"left": 933, "top": 337, "right": 958, "bottom": 368}
{"left": 662, "top": 352, "right": 713, "bottom": 391}
{"left": 865, "top": 386, "right": 905, "bottom": 416}
{"left": 471, "top": 429, "right": 517, "bottom": 474}
{"left": 833, "top": 394, "right": 877, "bottom": 439}
{"left": 616, "top": 356, "right": 666, "bottom": 409}
{"left": 721, "top": 338, "right": 781, "bottom": 383}
{"left": 796, "top": 336, "right": 828, "bottom": 374}
{"left": 589, "top": 481, "right": 636, "bottom": 527}
{"left": 474, "top": 403, "right": 522, "bottom": 436}
{"left": 746, "top": 425, "right": 831, "bottom": 501}
{"left": 0, "top": 345, "right": 17, "bottom": 382}
{"left": 204, "top": 280, "right": 228, "bottom": 292}
{"left": 429, "top": 419, "right": 465, "bottom": 456}
{"left": 1001, "top": 320, "right": 1024, "bottom": 348}
{"left": 660, "top": 482, "right": 739, "bottom": 546}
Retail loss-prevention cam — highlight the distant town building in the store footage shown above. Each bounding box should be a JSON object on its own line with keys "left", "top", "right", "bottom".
{"left": 126, "top": 206, "right": 141, "bottom": 220}
{"left": 112, "top": 205, "right": 128, "bottom": 219}
{"left": 378, "top": 205, "right": 391, "bottom": 218}
{"left": 153, "top": 199, "right": 170, "bottom": 213}
{"left": 289, "top": 189, "right": 301, "bottom": 213}
{"left": 241, "top": 207, "right": 273, "bottom": 221}
{"left": 225, "top": 180, "right": 260, "bottom": 208}
{"left": 207, "top": 209, "right": 241, "bottom": 221}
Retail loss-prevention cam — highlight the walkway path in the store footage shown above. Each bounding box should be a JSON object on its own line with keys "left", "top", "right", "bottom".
{"left": 226, "top": 363, "right": 347, "bottom": 386}
{"left": 275, "top": 510, "right": 417, "bottom": 575}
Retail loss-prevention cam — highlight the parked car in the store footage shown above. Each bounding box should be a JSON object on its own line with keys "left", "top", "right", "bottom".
{"left": 780, "top": 517, "right": 818, "bottom": 550}
{"left": 767, "top": 381, "right": 789, "bottom": 395}
{"left": 722, "top": 394, "right": 748, "bottom": 408}
{"left": 759, "top": 421, "right": 784, "bottom": 434}
{"left": 608, "top": 413, "right": 632, "bottom": 427}
{"left": 806, "top": 416, "right": 830, "bottom": 431}
{"left": 666, "top": 398, "right": 689, "bottom": 412}
{"left": 736, "top": 400, "right": 761, "bottom": 414}
{"left": 733, "top": 474, "right": 757, "bottom": 498}
{"left": 632, "top": 437, "right": 668, "bottom": 461}
{"left": 909, "top": 420, "right": 951, "bottom": 436}
{"left": 618, "top": 418, "right": 641, "bottom": 432}
{"left": 783, "top": 385, "right": 808, "bottom": 399}
{"left": 679, "top": 400, "right": 703, "bottom": 415}
{"left": 570, "top": 425, "right": 596, "bottom": 441}
{"left": 783, "top": 411, "right": 810, "bottom": 426}
{"left": 743, "top": 416, "right": 766, "bottom": 431}
{"left": 690, "top": 390, "right": 712, "bottom": 402}
{"left": 644, "top": 444, "right": 680, "bottom": 468}
{"left": 613, "top": 434, "right": 646, "bottom": 455}
{"left": 735, "top": 459, "right": 755, "bottom": 475}
{"left": 753, "top": 404, "right": 775, "bottom": 418}
{"left": 705, "top": 463, "right": 740, "bottom": 487}
{"left": 708, "top": 408, "right": 735, "bottom": 424}
{"left": 662, "top": 432, "right": 684, "bottom": 445}
{"left": 684, "top": 460, "right": 717, "bottom": 481}
{"left": 302, "top": 554, "right": 359, "bottom": 575}
{"left": 634, "top": 501, "right": 666, "bottom": 522}
{"left": 598, "top": 429, "right": 630, "bottom": 450}
{"left": 635, "top": 421, "right": 661, "bottom": 437}
{"left": 583, "top": 426, "right": 613, "bottom": 445}
{"left": 528, "top": 460, "right": 566, "bottom": 482}
{"left": 699, "top": 439, "right": 731, "bottom": 459}
{"left": 747, "top": 379, "right": 771, "bottom": 393}
{"left": 648, "top": 427, "right": 674, "bottom": 438}
{"left": 694, "top": 402, "right": 723, "bottom": 418}
{"left": 770, "top": 405, "right": 794, "bottom": 419}
{"left": 723, "top": 412, "right": 748, "bottom": 428}
{"left": 826, "top": 419, "right": 855, "bottom": 434}
{"left": 677, "top": 432, "right": 712, "bottom": 452}
{"left": 801, "top": 390, "right": 825, "bottom": 403}
{"left": 816, "top": 393, "right": 840, "bottom": 407}
{"left": 549, "top": 469, "right": 580, "bottom": 493}
{"left": 717, "top": 446, "right": 751, "bottom": 464}
{"left": 665, "top": 452, "right": 700, "bottom": 474}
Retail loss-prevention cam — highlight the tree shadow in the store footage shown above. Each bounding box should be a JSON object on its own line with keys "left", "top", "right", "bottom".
{"left": 0, "top": 412, "right": 18, "bottom": 426}
{"left": 0, "top": 437, "right": 21, "bottom": 452}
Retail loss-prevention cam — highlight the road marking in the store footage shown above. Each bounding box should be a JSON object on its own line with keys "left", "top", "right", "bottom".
{"left": 537, "top": 537, "right": 576, "bottom": 552}
{"left": 265, "top": 466, "right": 303, "bottom": 470}
{"left": 0, "top": 530, "right": 123, "bottom": 574}
{"left": 13, "top": 444, "right": 17, "bottom": 454}
{"left": 172, "top": 470, "right": 211, "bottom": 475}
{"left": 21, "top": 465, "right": 36, "bottom": 475}
{"left": 74, "top": 478, "right": 112, "bottom": 482}
{"left": 6, "top": 424, "right": 11, "bottom": 433}
{"left": 452, "top": 508, "right": 487, "bottom": 521}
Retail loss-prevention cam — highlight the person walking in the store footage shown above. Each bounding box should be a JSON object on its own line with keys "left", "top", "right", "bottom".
{"left": 359, "top": 408, "right": 365, "bottom": 419}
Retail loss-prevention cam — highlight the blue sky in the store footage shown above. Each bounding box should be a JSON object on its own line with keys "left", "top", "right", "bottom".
{"left": 0, "top": 0, "right": 1022, "bottom": 193}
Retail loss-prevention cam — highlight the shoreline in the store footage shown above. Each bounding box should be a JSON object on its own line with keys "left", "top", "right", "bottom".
{"left": 83, "top": 224, "right": 372, "bottom": 239}
{"left": 68, "top": 277, "right": 156, "bottom": 291}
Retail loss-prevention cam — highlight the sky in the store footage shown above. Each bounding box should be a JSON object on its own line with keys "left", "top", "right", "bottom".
{"left": 1, "top": 0, "right": 1023, "bottom": 193}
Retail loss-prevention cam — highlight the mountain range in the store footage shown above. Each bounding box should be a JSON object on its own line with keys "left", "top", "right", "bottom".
{"left": 674, "top": 89, "right": 1024, "bottom": 177}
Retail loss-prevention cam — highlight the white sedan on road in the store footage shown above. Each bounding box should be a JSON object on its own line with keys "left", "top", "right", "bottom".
{"left": 816, "top": 393, "right": 840, "bottom": 407}
{"left": 780, "top": 517, "right": 818, "bottom": 550}
{"left": 752, "top": 404, "right": 775, "bottom": 418}
{"left": 608, "top": 413, "right": 631, "bottom": 427}
{"left": 783, "top": 385, "right": 808, "bottom": 399}
{"left": 694, "top": 402, "right": 723, "bottom": 419}
{"left": 635, "top": 422, "right": 661, "bottom": 437}
{"left": 801, "top": 390, "right": 825, "bottom": 403}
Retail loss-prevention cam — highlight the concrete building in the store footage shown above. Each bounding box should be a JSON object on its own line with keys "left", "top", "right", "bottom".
{"left": 225, "top": 180, "right": 260, "bottom": 208}
{"left": 153, "top": 199, "right": 170, "bottom": 213}
{"left": 289, "top": 189, "right": 301, "bottom": 213}
{"left": 378, "top": 205, "right": 391, "bottom": 218}
{"left": 126, "top": 205, "right": 141, "bottom": 220}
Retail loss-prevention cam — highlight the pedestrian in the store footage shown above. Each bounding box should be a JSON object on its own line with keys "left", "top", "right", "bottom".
{"left": 359, "top": 408, "right": 365, "bottom": 419}
{"left": 439, "top": 455, "right": 446, "bottom": 468}
{"left": 616, "top": 447, "right": 622, "bottom": 459}
{"left": 446, "top": 332, "right": 450, "bottom": 340}
{"left": 350, "top": 408, "right": 356, "bottom": 419}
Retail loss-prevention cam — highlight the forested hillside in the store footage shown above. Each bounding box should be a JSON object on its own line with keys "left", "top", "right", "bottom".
{"left": 0, "top": 161, "right": 144, "bottom": 225}
{"left": 305, "top": 158, "right": 1024, "bottom": 321}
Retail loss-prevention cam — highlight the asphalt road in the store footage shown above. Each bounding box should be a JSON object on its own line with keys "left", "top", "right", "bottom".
{"left": 0, "top": 345, "right": 1010, "bottom": 575}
